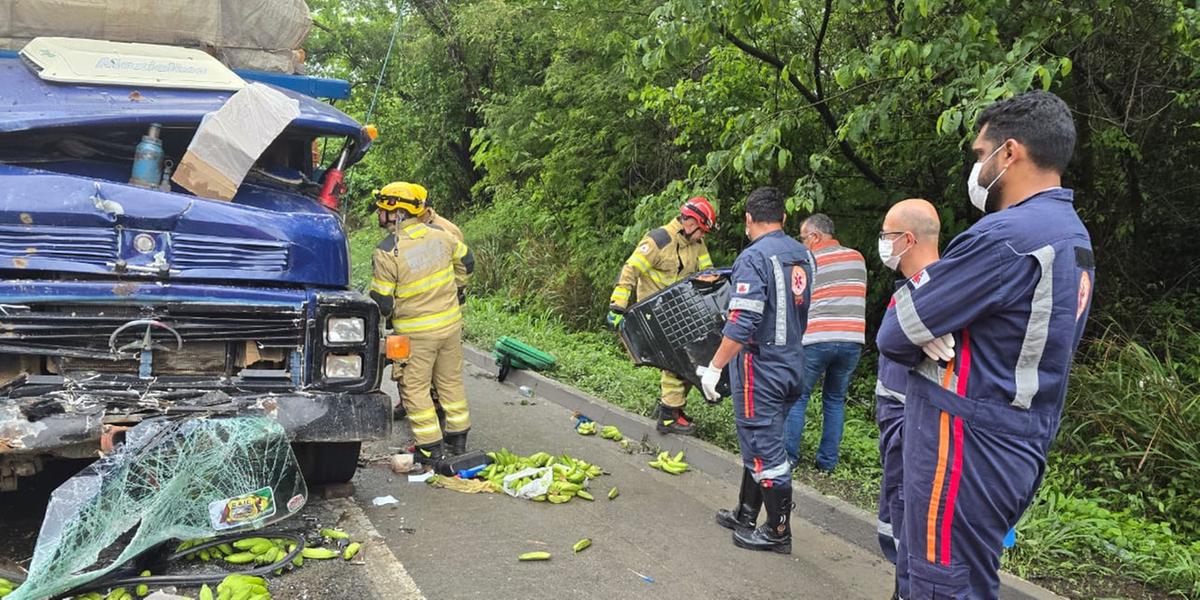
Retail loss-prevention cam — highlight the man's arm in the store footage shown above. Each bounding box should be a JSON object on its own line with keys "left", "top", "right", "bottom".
{"left": 610, "top": 236, "right": 658, "bottom": 310}
{"left": 451, "top": 239, "right": 470, "bottom": 288}
{"left": 369, "top": 246, "right": 399, "bottom": 319}
{"left": 877, "top": 228, "right": 1011, "bottom": 366}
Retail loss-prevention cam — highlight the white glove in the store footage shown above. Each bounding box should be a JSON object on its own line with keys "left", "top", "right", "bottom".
{"left": 922, "top": 333, "right": 956, "bottom": 362}
{"left": 696, "top": 364, "right": 722, "bottom": 402}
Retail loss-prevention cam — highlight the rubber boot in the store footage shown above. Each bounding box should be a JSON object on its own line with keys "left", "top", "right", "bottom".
{"left": 445, "top": 430, "right": 468, "bottom": 456}
{"left": 716, "top": 469, "right": 762, "bottom": 531}
{"left": 732, "top": 482, "right": 794, "bottom": 554}
{"left": 414, "top": 441, "right": 448, "bottom": 468}
{"left": 654, "top": 402, "right": 696, "bottom": 436}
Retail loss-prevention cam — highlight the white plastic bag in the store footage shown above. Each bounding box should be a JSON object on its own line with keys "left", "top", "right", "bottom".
{"left": 501, "top": 466, "right": 554, "bottom": 500}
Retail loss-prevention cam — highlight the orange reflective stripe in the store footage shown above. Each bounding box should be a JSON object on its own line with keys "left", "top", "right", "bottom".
{"left": 926, "top": 411, "right": 951, "bottom": 563}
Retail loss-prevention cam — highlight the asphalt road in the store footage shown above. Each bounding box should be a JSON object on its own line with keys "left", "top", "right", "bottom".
{"left": 355, "top": 362, "right": 896, "bottom": 600}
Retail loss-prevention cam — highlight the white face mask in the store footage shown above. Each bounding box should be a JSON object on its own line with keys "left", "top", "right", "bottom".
{"left": 878, "top": 235, "right": 909, "bottom": 271}
{"left": 967, "top": 144, "right": 1008, "bottom": 212}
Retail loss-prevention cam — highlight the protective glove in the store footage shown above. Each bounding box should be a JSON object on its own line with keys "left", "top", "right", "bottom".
{"left": 923, "top": 333, "right": 956, "bottom": 362}
{"left": 606, "top": 309, "right": 624, "bottom": 329}
{"left": 696, "top": 364, "right": 722, "bottom": 402}
{"left": 457, "top": 287, "right": 467, "bottom": 305}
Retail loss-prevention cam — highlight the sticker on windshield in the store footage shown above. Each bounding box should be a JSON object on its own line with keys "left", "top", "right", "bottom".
{"left": 209, "top": 487, "right": 276, "bottom": 531}
{"left": 287, "top": 493, "right": 306, "bottom": 513}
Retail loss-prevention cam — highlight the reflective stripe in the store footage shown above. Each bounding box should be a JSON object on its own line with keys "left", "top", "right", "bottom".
{"left": 453, "top": 241, "right": 469, "bottom": 260}
{"left": 403, "top": 223, "right": 430, "bottom": 238}
{"left": 444, "top": 413, "right": 471, "bottom": 424}
{"left": 698, "top": 254, "right": 713, "bottom": 269}
{"left": 627, "top": 254, "right": 672, "bottom": 286}
{"left": 926, "top": 411, "right": 950, "bottom": 563}
{"left": 877, "top": 519, "right": 894, "bottom": 538}
{"left": 1013, "top": 246, "right": 1056, "bottom": 409}
{"left": 410, "top": 422, "right": 441, "bottom": 435}
{"left": 875, "top": 380, "right": 906, "bottom": 404}
{"left": 394, "top": 266, "right": 455, "bottom": 298}
{"left": 393, "top": 305, "right": 463, "bottom": 333}
{"left": 370, "top": 277, "right": 396, "bottom": 295}
{"left": 940, "top": 416, "right": 965, "bottom": 566}
{"left": 769, "top": 255, "right": 786, "bottom": 345}
{"left": 610, "top": 287, "right": 631, "bottom": 304}
{"left": 751, "top": 459, "right": 791, "bottom": 483}
{"left": 728, "top": 298, "right": 765, "bottom": 313}
{"left": 894, "top": 285, "right": 936, "bottom": 346}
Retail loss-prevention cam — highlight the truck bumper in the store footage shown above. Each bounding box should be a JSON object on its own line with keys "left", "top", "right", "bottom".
{"left": 0, "top": 390, "right": 392, "bottom": 458}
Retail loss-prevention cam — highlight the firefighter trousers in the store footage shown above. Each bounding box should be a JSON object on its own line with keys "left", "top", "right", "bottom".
{"left": 660, "top": 370, "right": 690, "bottom": 408}
{"left": 394, "top": 325, "right": 470, "bottom": 446}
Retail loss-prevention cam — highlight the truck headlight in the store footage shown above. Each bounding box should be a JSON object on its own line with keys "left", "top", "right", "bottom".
{"left": 324, "top": 354, "right": 363, "bottom": 379}
{"left": 325, "top": 317, "right": 365, "bottom": 344}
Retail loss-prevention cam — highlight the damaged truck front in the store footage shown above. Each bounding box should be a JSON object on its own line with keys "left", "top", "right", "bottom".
{"left": 0, "top": 41, "right": 390, "bottom": 490}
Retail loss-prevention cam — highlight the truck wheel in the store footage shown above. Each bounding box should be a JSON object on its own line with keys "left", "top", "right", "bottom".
{"left": 292, "top": 442, "right": 361, "bottom": 485}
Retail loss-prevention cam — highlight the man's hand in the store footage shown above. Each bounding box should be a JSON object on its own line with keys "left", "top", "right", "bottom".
{"left": 923, "top": 333, "right": 956, "bottom": 362}
{"left": 696, "top": 364, "right": 722, "bottom": 403}
{"left": 606, "top": 309, "right": 624, "bottom": 329}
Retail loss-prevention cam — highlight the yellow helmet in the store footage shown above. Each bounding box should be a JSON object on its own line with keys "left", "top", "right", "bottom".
{"left": 373, "top": 181, "right": 428, "bottom": 216}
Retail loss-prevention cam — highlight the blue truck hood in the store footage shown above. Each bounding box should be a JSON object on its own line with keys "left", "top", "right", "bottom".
{"left": 0, "top": 58, "right": 370, "bottom": 152}
{"left": 0, "top": 164, "right": 350, "bottom": 287}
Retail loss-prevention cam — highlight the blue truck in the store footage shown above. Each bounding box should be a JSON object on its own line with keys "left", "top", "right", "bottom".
{"left": 0, "top": 39, "right": 390, "bottom": 490}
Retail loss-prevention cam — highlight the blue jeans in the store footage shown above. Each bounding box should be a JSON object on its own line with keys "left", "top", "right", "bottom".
{"left": 783, "top": 342, "right": 862, "bottom": 470}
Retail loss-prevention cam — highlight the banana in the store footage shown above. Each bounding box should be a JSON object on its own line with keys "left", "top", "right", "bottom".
{"left": 223, "top": 552, "right": 256, "bottom": 564}
{"left": 233, "top": 538, "right": 269, "bottom": 550}
{"left": 532, "top": 495, "right": 547, "bottom": 502}
{"left": 673, "top": 451, "right": 685, "bottom": 463}
{"left": 573, "top": 538, "right": 592, "bottom": 553}
{"left": 300, "top": 547, "right": 340, "bottom": 560}
{"left": 292, "top": 555, "right": 304, "bottom": 568}
{"left": 518, "top": 551, "right": 551, "bottom": 561}
{"left": 344, "top": 542, "right": 362, "bottom": 560}
{"left": 320, "top": 528, "right": 350, "bottom": 540}
{"left": 576, "top": 490, "right": 595, "bottom": 501}
{"left": 217, "top": 543, "right": 235, "bottom": 555}
{"left": 608, "top": 486, "right": 619, "bottom": 500}
{"left": 547, "top": 494, "right": 571, "bottom": 504}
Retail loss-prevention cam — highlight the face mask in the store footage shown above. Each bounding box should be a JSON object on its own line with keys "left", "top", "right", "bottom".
{"left": 967, "top": 143, "right": 1008, "bottom": 212}
{"left": 878, "top": 235, "right": 909, "bottom": 271}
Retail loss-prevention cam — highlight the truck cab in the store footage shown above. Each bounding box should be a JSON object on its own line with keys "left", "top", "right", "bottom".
{"left": 0, "top": 38, "right": 390, "bottom": 490}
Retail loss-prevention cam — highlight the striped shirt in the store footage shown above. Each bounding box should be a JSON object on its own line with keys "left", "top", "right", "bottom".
{"left": 802, "top": 238, "right": 867, "bottom": 345}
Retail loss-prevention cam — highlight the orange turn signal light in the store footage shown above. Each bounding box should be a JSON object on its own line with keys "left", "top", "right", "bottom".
{"left": 386, "top": 335, "right": 411, "bottom": 361}
{"left": 364, "top": 124, "right": 379, "bottom": 141}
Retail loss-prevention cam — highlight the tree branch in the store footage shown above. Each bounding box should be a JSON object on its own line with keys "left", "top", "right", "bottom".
{"left": 812, "top": 0, "right": 833, "bottom": 102}
{"left": 717, "top": 24, "right": 886, "bottom": 189}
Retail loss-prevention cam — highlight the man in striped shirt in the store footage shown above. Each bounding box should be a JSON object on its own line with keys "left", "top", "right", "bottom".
{"left": 783, "top": 214, "right": 867, "bottom": 472}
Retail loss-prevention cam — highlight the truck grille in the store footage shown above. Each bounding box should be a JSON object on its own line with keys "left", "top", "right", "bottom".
{"left": 0, "top": 304, "right": 305, "bottom": 358}
{"left": 0, "top": 225, "right": 118, "bottom": 266}
{"left": 172, "top": 234, "right": 290, "bottom": 273}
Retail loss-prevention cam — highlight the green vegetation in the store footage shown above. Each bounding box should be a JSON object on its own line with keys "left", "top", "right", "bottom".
{"left": 324, "top": 1, "right": 1200, "bottom": 597}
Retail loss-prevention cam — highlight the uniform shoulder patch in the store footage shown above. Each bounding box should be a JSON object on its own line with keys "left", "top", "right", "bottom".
{"left": 647, "top": 228, "right": 671, "bottom": 249}
{"left": 376, "top": 233, "right": 397, "bottom": 253}
{"left": 911, "top": 268, "right": 931, "bottom": 288}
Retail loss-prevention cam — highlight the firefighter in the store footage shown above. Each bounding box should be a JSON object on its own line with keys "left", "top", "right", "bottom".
{"left": 877, "top": 91, "right": 1094, "bottom": 599}
{"left": 875, "top": 198, "right": 941, "bottom": 597}
{"left": 608, "top": 197, "right": 716, "bottom": 435}
{"left": 698, "top": 186, "right": 812, "bottom": 554}
{"left": 369, "top": 181, "right": 473, "bottom": 464}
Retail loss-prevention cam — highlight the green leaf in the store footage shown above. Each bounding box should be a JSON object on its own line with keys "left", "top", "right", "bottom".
{"left": 777, "top": 148, "right": 791, "bottom": 170}
{"left": 918, "top": 0, "right": 929, "bottom": 18}
{"left": 1037, "top": 66, "right": 1052, "bottom": 91}
{"left": 1060, "top": 57, "right": 1073, "bottom": 77}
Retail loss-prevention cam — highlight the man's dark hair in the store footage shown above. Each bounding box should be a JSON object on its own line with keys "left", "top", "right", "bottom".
{"left": 802, "top": 213, "right": 835, "bottom": 236}
{"left": 745, "top": 186, "right": 786, "bottom": 223}
{"left": 974, "top": 90, "right": 1076, "bottom": 174}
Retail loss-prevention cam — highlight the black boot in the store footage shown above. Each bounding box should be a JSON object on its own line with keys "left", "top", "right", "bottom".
{"left": 716, "top": 469, "right": 762, "bottom": 531}
{"left": 445, "top": 430, "right": 468, "bottom": 456}
{"left": 414, "top": 441, "right": 448, "bottom": 467}
{"left": 732, "top": 482, "right": 794, "bottom": 554}
{"left": 654, "top": 402, "right": 696, "bottom": 436}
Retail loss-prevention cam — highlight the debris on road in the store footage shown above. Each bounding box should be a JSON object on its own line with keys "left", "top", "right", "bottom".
{"left": 649, "top": 451, "right": 690, "bottom": 475}
{"left": 478, "top": 449, "right": 606, "bottom": 505}
{"left": 599, "top": 425, "right": 624, "bottom": 441}
{"left": 388, "top": 454, "right": 421, "bottom": 474}
{"left": 517, "top": 552, "right": 551, "bottom": 562}
{"left": 572, "top": 539, "right": 592, "bottom": 553}
{"left": 607, "top": 487, "right": 619, "bottom": 500}
{"left": 628, "top": 569, "right": 655, "bottom": 584}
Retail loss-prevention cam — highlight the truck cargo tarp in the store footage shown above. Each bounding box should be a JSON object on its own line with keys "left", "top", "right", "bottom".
{"left": 0, "top": 0, "right": 311, "bottom": 73}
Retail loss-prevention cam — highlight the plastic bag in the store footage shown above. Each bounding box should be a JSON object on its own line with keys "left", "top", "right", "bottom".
{"left": 501, "top": 466, "right": 554, "bottom": 500}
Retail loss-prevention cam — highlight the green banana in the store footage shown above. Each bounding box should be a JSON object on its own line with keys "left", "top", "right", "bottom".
{"left": 223, "top": 552, "right": 256, "bottom": 564}
{"left": 320, "top": 528, "right": 350, "bottom": 540}
{"left": 573, "top": 538, "right": 592, "bottom": 553}
{"left": 233, "top": 537, "right": 269, "bottom": 550}
{"left": 300, "top": 547, "right": 340, "bottom": 560}
{"left": 344, "top": 542, "right": 362, "bottom": 560}
{"left": 518, "top": 551, "right": 551, "bottom": 561}
{"left": 608, "top": 486, "right": 619, "bottom": 500}
{"left": 576, "top": 490, "right": 595, "bottom": 501}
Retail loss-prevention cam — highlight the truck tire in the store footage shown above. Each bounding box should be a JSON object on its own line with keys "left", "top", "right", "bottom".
{"left": 292, "top": 442, "right": 361, "bottom": 485}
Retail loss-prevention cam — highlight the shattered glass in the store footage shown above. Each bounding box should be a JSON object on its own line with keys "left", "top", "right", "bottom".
{"left": 6, "top": 416, "right": 306, "bottom": 600}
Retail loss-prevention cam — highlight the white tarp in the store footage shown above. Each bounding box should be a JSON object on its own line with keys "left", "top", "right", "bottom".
{"left": 0, "top": 0, "right": 311, "bottom": 73}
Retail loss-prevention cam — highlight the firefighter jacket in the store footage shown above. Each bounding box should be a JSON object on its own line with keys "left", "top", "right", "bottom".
{"left": 610, "top": 218, "right": 713, "bottom": 311}
{"left": 370, "top": 220, "right": 470, "bottom": 335}
{"left": 425, "top": 208, "right": 474, "bottom": 276}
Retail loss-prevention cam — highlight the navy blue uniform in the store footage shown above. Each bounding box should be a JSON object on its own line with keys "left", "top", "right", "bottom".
{"left": 724, "top": 230, "right": 813, "bottom": 487}
{"left": 877, "top": 188, "right": 1094, "bottom": 599}
{"left": 876, "top": 290, "right": 908, "bottom": 568}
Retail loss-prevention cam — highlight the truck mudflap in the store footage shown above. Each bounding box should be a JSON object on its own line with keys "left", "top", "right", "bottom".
{"left": 0, "top": 390, "right": 391, "bottom": 457}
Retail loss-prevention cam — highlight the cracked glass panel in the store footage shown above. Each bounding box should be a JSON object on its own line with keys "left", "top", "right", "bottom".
{"left": 7, "top": 416, "right": 306, "bottom": 600}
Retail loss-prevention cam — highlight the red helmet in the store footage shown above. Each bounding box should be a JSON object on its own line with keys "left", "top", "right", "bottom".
{"left": 680, "top": 196, "right": 716, "bottom": 232}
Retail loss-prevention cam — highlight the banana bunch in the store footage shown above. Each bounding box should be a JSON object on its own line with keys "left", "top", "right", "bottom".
{"left": 0, "top": 578, "right": 16, "bottom": 598}
{"left": 599, "top": 425, "right": 623, "bottom": 441}
{"left": 575, "top": 421, "right": 597, "bottom": 436}
{"left": 212, "top": 574, "right": 271, "bottom": 600}
{"left": 479, "top": 449, "right": 606, "bottom": 504}
{"left": 67, "top": 572, "right": 157, "bottom": 600}
{"left": 649, "top": 451, "right": 690, "bottom": 475}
